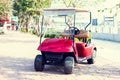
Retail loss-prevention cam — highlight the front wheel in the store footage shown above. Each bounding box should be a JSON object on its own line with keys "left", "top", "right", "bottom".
{"left": 87, "top": 58, "right": 94, "bottom": 64}
{"left": 87, "top": 49, "right": 96, "bottom": 64}
{"left": 64, "top": 56, "right": 74, "bottom": 74}
{"left": 34, "top": 55, "right": 45, "bottom": 71}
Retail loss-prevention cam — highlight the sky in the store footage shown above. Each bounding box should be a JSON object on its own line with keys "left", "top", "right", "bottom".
{"left": 104, "top": 0, "right": 120, "bottom": 8}
{"left": 50, "top": 0, "right": 120, "bottom": 20}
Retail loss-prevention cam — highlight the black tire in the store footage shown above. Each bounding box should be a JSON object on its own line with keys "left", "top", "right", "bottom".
{"left": 87, "top": 50, "right": 96, "bottom": 64}
{"left": 87, "top": 58, "right": 94, "bottom": 64}
{"left": 64, "top": 56, "right": 74, "bottom": 74}
{"left": 34, "top": 55, "right": 44, "bottom": 71}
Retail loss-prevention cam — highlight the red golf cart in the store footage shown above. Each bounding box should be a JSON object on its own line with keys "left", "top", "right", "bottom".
{"left": 34, "top": 8, "right": 97, "bottom": 74}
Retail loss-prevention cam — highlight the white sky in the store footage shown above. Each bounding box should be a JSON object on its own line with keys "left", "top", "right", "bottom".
{"left": 104, "top": 0, "right": 120, "bottom": 8}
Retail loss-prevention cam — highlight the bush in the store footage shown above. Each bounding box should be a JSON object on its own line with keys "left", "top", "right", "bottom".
{"left": 44, "top": 33, "right": 61, "bottom": 38}
{"left": 21, "top": 28, "right": 27, "bottom": 33}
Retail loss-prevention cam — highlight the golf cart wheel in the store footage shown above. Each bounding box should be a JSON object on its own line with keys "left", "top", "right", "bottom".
{"left": 87, "top": 49, "right": 96, "bottom": 64}
{"left": 34, "top": 55, "right": 44, "bottom": 71}
{"left": 87, "top": 58, "right": 94, "bottom": 64}
{"left": 64, "top": 56, "right": 74, "bottom": 74}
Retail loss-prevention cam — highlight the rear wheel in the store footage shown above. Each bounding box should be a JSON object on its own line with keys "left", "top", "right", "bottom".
{"left": 64, "top": 56, "right": 74, "bottom": 74}
{"left": 34, "top": 55, "right": 45, "bottom": 71}
{"left": 87, "top": 49, "right": 96, "bottom": 64}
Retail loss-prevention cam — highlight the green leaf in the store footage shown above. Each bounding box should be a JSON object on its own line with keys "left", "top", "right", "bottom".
{"left": 110, "top": 9, "right": 112, "bottom": 13}
{"left": 98, "top": 10, "right": 101, "bottom": 12}
{"left": 102, "top": 10, "right": 104, "bottom": 12}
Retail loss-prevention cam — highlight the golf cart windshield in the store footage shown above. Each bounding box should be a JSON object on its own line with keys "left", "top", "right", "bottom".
{"left": 40, "top": 9, "right": 91, "bottom": 42}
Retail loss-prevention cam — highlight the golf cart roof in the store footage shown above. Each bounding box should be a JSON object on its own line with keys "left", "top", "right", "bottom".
{"left": 43, "top": 8, "right": 90, "bottom": 15}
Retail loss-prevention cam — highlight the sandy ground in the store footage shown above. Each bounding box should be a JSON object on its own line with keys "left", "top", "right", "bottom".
{"left": 0, "top": 31, "right": 120, "bottom": 80}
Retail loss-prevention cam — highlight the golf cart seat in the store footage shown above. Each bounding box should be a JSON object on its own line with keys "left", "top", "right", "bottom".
{"left": 74, "top": 30, "right": 90, "bottom": 42}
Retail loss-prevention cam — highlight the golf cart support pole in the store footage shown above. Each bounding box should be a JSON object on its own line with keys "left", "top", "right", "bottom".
{"left": 85, "top": 12, "right": 92, "bottom": 30}
{"left": 40, "top": 15, "right": 44, "bottom": 44}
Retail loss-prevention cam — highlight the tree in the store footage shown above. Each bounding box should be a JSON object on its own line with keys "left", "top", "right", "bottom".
{"left": 13, "top": 0, "right": 51, "bottom": 32}
{"left": 62, "top": 0, "right": 105, "bottom": 8}
{"left": 97, "top": 2, "right": 120, "bottom": 16}
{"left": 115, "top": 3, "right": 120, "bottom": 16}
{"left": 0, "top": 0, "right": 11, "bottom": 20}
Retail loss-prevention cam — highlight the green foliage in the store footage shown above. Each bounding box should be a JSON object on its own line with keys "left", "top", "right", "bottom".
{"left": 44, "top": 28, "right": 62, "bottom": 38}
{"left": 97, "top": 9, "right": 104, "bottom": 12}
{"left": 44, "top": 33, "right": 61, "bottom": 38}
{"left": 97, "top": 10, "right": 101, "bottom": 12}
{"left": 13, "top": 0, "right": 51, "bottom": 16}
{"left": 13, "top": 0, "right": 51, "bottom": 32}
{"left": 97, "top": 2, "right": 120, "bottom": 14}
{"left": 62, "top": 0, "right": 105, "bottom": 8}
{"left": 102, "top": 10, "right": 104, "bottom": 12}
{"left": 116, "top": 3, "right": 120, "bottom": 8}
{"left": 110, "top": 9, "right": 112, "bottom": 13}
{"left": 0, "top": 1, "right": 11, "bottom": 18}
{"left": 44, "top": 34, "right": 56, "bottom": 38}
{"left": 21, "top": 27, "right": 27, "bottom": 33}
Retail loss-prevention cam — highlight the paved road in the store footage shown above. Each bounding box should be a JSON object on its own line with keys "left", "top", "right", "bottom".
{"left": 0, "top": 31, "right": 120, "bottom": 80}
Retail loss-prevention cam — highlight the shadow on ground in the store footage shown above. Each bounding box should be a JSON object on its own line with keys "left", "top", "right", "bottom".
{"left": 0, "top": 56, "right": 119, "bottom": 80}
{"left": 0, "top": 56, "right": 35, "bottom": 80}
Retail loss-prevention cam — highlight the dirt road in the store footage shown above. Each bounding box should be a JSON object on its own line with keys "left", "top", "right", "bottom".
{"left": 0, "top": 31, "right": 120, "bottom": 80}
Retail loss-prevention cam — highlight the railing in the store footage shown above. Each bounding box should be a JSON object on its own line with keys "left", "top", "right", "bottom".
{"left": 90, "top": 26, "right": 120, "bottom": 42}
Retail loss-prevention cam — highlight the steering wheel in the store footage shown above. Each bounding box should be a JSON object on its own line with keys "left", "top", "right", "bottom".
{"left": 69, "top": 27, "right": 80, "bottom": 35}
